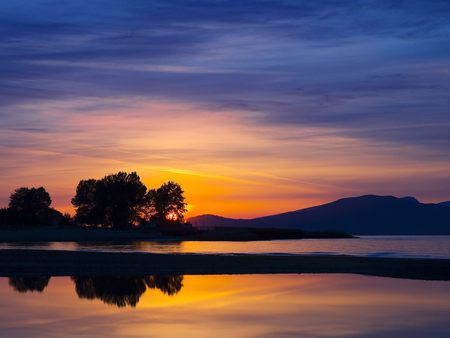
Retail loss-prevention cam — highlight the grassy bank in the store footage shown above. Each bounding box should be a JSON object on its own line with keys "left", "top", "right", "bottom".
{"left": 0, "top": 226, "right": 353, "bottom": 242}
{"left": 0, "top": 249, "right": 449, "bottom": 280}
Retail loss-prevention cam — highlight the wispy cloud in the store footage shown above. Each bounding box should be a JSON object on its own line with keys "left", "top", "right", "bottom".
{"left": 1, "top": 1, "right": 450, "bottom": 214}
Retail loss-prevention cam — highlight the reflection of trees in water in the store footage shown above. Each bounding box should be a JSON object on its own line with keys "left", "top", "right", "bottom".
{"left": 71, "top": 276, "right": 148, "bottom": 307}
{"left": 71, "top": 275, "right": 184, "bottom": 307}
{"left": 7, "top": 275, "right": 183, "bottom": 307}
{"left": 146, "top": 275, "right": 183, "bottom": 295}
{"left": 9, "top": 277, "right": 51, "bottom": 293}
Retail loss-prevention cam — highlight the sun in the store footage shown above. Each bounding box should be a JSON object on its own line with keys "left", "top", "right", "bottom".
{"left": 166, "top": 212, "right": 178, "bottom": 221}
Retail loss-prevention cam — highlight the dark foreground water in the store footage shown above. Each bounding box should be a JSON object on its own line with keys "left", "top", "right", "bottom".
{"left": 2, "top": 236, "right": 450, "bottom": 258}
{"left": 0, "top": 274, "right": 449, "bottom": 338}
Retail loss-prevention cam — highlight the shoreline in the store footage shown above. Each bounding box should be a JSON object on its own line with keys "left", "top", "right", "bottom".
{"left": 1, "top": 249, "right": 449, "bottom": 281}
{"left": 0, "top": 226, "right": 353, "bottom": 243}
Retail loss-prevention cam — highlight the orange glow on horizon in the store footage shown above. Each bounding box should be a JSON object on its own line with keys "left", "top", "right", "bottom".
{"left": 1, "top": 98, "right": 449, "bottom": 218}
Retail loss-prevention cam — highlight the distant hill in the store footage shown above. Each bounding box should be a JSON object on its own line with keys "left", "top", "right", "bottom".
{"left": 188, "top": 195, "right": 450, "bottom": 235}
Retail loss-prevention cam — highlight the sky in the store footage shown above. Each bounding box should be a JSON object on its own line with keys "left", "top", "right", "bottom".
{"left": 1, "top": 0, "right": 450, "bottom": 217}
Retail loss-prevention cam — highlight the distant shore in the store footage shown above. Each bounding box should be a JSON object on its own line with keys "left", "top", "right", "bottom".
{"left": 1, "top": 249, "right": 449, "bottom": 280}
{"left": 0, "top": 226, "right": 353, "bottom": 243}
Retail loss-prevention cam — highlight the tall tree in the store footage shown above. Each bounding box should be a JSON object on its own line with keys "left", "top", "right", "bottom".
{"left": 72, "top": 172, "right": 147, "bottom": 228}
{"left": 0, "top": 208, "right": 10, "bottom": 226}
{"left": 8, "top": 187, "right": 52, "bottom": 225}
{"left": 71, "top": 179, "right": 103, "bottom": 226}
{"left": 147, "top": 181, "right": 187, "bottom": 225}
{"left": 101, "top": 172, "right": 148, "bottom": 228}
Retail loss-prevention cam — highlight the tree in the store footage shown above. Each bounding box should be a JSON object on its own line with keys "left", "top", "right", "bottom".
{"left": 8, "top": 187, "right": 52, "bottom": 225}
{"left": 147, "top": 181, "right": 187, "bottom": 225}
{"left": 72, "top": 172, "right": 148, "bottom": 228}
{"left": 101, "top": 172, "right": 148, "bottom": 228}
{"left": 71, "top": 179, "right": 104, "bottom": 226}
{"left": 0, "top": 208, "right": 10, "bottom": 226}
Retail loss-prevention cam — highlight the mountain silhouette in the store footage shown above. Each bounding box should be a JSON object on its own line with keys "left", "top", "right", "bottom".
{"left": 188, "top": 195, "right": 450, "bottom": 235}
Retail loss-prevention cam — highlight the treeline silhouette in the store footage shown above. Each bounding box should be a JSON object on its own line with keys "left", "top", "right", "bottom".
{"left": 0, "top": 187, "right": 72, "bottom": 227}
{"left": 0, "top": 171, "right": 188, "bottom": 230}
{"left": 8, "top": 275, "right": 184, "bottom": 308}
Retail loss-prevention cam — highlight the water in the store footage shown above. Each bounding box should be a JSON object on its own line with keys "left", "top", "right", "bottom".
{"left": 0, "top": 274, "right": 449, "bottom": 338}
{"left": 2, "top": 236, "right": 450, "bottom": 259}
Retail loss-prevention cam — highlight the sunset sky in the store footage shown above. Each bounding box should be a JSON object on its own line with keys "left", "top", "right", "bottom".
{"left": 1, "top": 0, "right": 449, "bottom": 217}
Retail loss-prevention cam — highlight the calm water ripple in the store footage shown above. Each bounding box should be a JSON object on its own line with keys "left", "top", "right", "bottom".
{"left": 1, "top": 236, "right": 450, "bottom": 259}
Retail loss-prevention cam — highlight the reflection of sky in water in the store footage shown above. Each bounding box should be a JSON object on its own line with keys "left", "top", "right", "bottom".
{"left": 0, "top": 274, "right": 449, "bottom": 337}
{"left": 2, "top": 236, "right": 450, "bottom": 259}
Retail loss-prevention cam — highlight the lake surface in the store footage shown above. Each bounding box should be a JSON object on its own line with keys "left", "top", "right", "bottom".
{"left": 2, "top": 236, "right": 450, "bottom": 259}
{"left": 1, "top": 274, "right": 449, "bottom": 338}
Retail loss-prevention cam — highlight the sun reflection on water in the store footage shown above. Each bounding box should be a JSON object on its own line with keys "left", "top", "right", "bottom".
{"left": 0, "top": 274, "right": 449, "bottom": 337}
